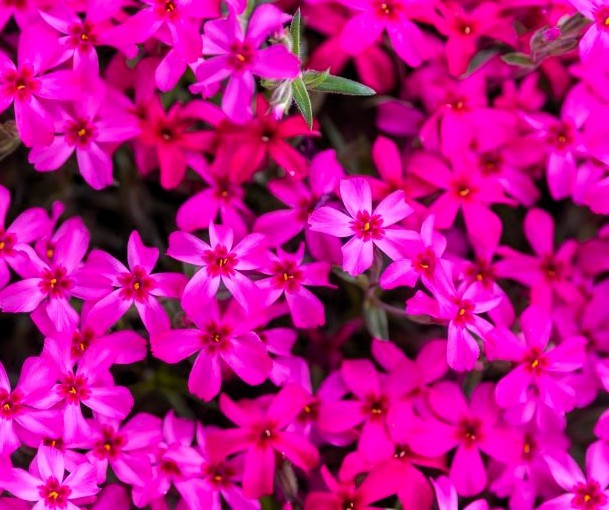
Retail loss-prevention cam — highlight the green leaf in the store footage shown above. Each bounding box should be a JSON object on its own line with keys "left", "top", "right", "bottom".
{"left": 290, "top": 9, "right": 302, "bottom": 58}
{"left": 292, "top": 76, "right": 313, "bottom": 129}
{"left": 309, "top": 74, "right": 376, "bottom": 96}
{"left": 559, "top": 12, "right": 592, "bottom": 36}
{"left": 363, "top": 299, "right": 389, "bottom": 339}
{"left": 501, "top": 52, "right": 535, "bottom": 68}
{"left": 302, "top": 69, "right": 330, "bottom": 88}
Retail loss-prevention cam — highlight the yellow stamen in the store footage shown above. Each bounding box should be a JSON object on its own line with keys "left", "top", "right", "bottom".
{"left": 48, "top": 491, "right": 59, "bottom": 500}
{"left": 463, "top": 25, "right": 472, "bottom": 35}
{"left": 604, "top": 16, "right": 609, "bottom": 26}
{"left": 16, "top": 84, "right": 25, "bottom": 90}
{"left": 50, "top": 278, "right": 57, "bottom": 288}
{"left": 458, "top": 188, "right": 470, "bottom": 197}
{"left": 531, "top": 359, "right": 539, "bottom": 369}
{"left": 81, "top": 33, "right": 89, "bottom": 41}
{"left": 380, "top": 2, "right": 390, "bottom": 13}
{"left": 103, "top": 443, "right": 111, "bottom": 451}
{"left": 68, "top": 387, "right": 77, "bottom": 395}
{"left": 214, "top": 474, "right": 223, "bottom": 482}
{"left": 476, "top": 273, "right": 484, "bottom": 281}
{"left": 133, "top": 282, "right": 140, "bottom": 291}
{"left": 2, "top": 403, "right": 10, "bottom": 411}
{"left": 363, "top": 222, "right": 371, "bottom": 232}
{"left": 218, "top": 258, "right": 228, "bottom": 267}
{"left": 236, "top": 54, "right": 246, "bottom": 62}
{"left": 77, "top": 128, "right": 87, "bottom": 137}
{"left": 0, "top": 242, "right": 4, "bottom": 250}
{"left": 47, "top": 248, "right": 54, "bottom": 258}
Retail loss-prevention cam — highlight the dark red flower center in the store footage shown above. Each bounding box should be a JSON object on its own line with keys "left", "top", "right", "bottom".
{"left": 539, "top": 255, "right": 562, "bottom": 281}
{"left": 203, "top": 245, "right": 237, "bottom": 277}
{"left": 548, "top": 123, "right": 574, "bottom": 150}
{"left": 93, "top": 426, "right": 125, "bottom": 460}
{"left": 59, "top": 373, "right": 91, "bottom": 404}
{"left": 414, "top": 248, "right": 436, "bottom": 275}
{"left": 594, "top": 7, "right": 609, "bottom": 30}
{"left": 65, "top": 118, "right": 98, "bottom": 148}
{"left": 118, "top": 266, "right": 156, "bottom": 302}
{"left": 201, "top": 321, "right": 232, "bottom": 350}
{"left": 452, "top": 299, "right": 474, "bottom": 326}
{"left": 350, "top": 211, "right": 384, "bottom": 241}
{"left": 523, "top": 346, "right": 549, "bottom": 375}
{"left": 572, "top": 480, "right": 608, "bottom": 509}
{"left": 39, "top": 477, "right": 71, "bottom": 509}
{"left": 230, "top": 42, "right": 255, "bottom": 70}
{"left": 0, "top": 230, "right": 17, "bottom": 257}
{"left": 271, "top": 260, "right": 303, "bottom": 292}
{"left": 1, "top": 65, "right": 40, "bottom": 101}
{"left": 39, "top": 266, "right": 74, "bottom": 298}
{"left": 71, "top": 327, "right": 96, "bottom": 358}
{"left": 457, "top": 417, "right": 482, "bottom": 447}
{"left": 374, "top": 0, "right": 402, "bottom": 20}
{"left": 0, "top": 389, "right": 22, "bottom": 418}
{"left": 67, "top": 21, "right": 98, "bottom": 50}
{"left": 203, "top": 462, "right": 235, "bottom": 487}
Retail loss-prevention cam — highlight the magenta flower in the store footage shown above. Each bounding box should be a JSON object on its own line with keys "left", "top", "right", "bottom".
{"left": 175, "top": 159, "right": 252, "bottom": 237}
{"left": 316, "top": 359, "right": 406, "bottom": 463}
{"left": 29, "top": 85, "right": 140, "bottom": 189}
{"left": 32, "top": 343, "right": 134, "bottom": 442}
{"left": 151, "top": 298, "right": 272, "bottom": 401}
{"left": 210, "top": 385, "right": 319, "bottom": 498}
{"left": 569, "top": 0, "right": 609, "bottom": 61}
{"left": 336, "top": 0, "right": 429, "bottom": 67}
{"left": 0, "top": 357, "right": 57, "bottom": 454}
{"left": 0, "top": 218, "right": 102, "bottom": 333}
{"left": 0, "top": 184, "right": 50, "bottom": 290}
{"left": 86, "top": 413, "right": 162, "bottom": 486}
{"left": 135, "top": 97, "right": 213, "bottom": 189}
{"left": 85, "top": 230, "right": 186, "bottom": 335}
{"left": 488, "top": 306, "right": 586, "bottom": 421}
{"left": 380, "top": 215, "right": 450, "bottom": 290}
{"left": 167, "top": 223, "right": 267, "bottom": 314}
{"left": 407, "top": 274, "right": 501, "bottom": 371}
{"left": 305, "top": 462, "right": 401, "bottom": 510}
{"left": 540, "top": 444, "right": 609, "bottom": 510}
{"left": 308, "top": 177, "right": 414, "bottom": 275}
{"left": 496, "top": 208, "right": 582, "bottom": 310}
{"left": 3, "top": 446, "right": 100, "bottom": 509}
{"left": 112, "top": 0, "right": 221, "bottom": 63}
{"left": 177, "top": 424, "right": 259, "bottom": 510}
{"left": 408, "top": 382, "right": 518, "bottom": 496}
{"left": 32, "top": 306, "right": 147, "bottom": 367}
{"left": 434, "top": 2, "right": 516, "bottom": 76}
{"left": 255, "top": 149, "right": 345, "bottom": 248}
{"left": 40, "top": 4, "right": 135, "bottom": 75}
{"left": 258, "top": 244, "right": 334, "bottom": 328}
{"left": 193, "top": 4, "right": 300, "bottom": 122}
{"left": 414, "top": 153, "right": 509, "bottom": 243}
{"left": 131, "top": 411, "right": 200, "bottom": 507}
{"left": 0, "top": 24, "right": 79, "bottom": 147}
{"left": 432, "top": 476, "right": 489, "bottom": 510}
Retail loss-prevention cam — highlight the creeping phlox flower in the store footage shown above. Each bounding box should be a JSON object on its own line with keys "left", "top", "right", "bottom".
{"left": 2, "top": 0, "right": 609, "bottom": 509}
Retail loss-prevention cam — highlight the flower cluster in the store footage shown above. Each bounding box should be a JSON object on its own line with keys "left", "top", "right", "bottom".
{"left": 1, "top": 0, "right": 609, "bottom": 509}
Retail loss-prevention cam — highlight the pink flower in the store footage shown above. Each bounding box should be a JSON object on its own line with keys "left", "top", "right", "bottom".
{"left": 496, "top": 208, "right": 582, "bottom": 310}
{"left": 308, "top": 177, "right": 414, "bottom": 275}
{"left": 305, "top": 3, "right": 396, "bottom": 94}
{"left": 258, "top": 244, "right": 334, "bottom": 328}
{"left": 488, "top": 306, "right": 586, "bottom": 422}
{"left": 210, "top": 385, "right": 319, "bottom": 498}
{"left": 380, "top": 215, "right": 450, "bottom": 290}
{"left": 86, "top": 413, "right": 162, "bottom": 486}
{"left": 432, "top": 476, "right": 489, "bottom": 510}
{"left": 29, "top": 84, "right": 140, "bottom": 189}
{"left": 0, "top": 184, "right": 50, "bottom": 290}
{"left": 433, "top": 1, "right": 516, "bottom": 76}
{"left": 85, "top": 230, "right": 186, "bottom": 335}
{"left": 31, "top": 342, "right": 134, "bottom": 442}
{"left": 193, "top": 5, "right": 300, "bottom": 122}
{"left": 305, "top": 462, "right": 401, "bottom": 510}
{"left": 0, "top": 217, "right": 101, "bottom": 333}
{"left": 569, "top": 0, "right": 609, "bottom": 61}
{"left": 407, "top": 273, "right": 501, "bottom": 371}
{"left": 0, "top": 357, "right": 57, "bottom": 455}
{"left": 0, "top": 24, "right": 80, "bottom": 147}
{"left": 408, "top": 382, "right": 518, "bottom": 496}
{"left": 151, "top": 298, "right": 272, "bottom": 401}
{"left": 167, "top": 223, "right": 267, "bottom": 314}
{"left": 177, "top": 424, "right": 258, "bottom": 510}
{"left": 316, "top": 359, "right": 408, "bottom": 463}
{"left": 135, "top": 97, "right": 214, "bottom": 189}
{"left": 336, "top": 0, "right": 429, "bottom": 67}
{"left": 539, "top": 444, "right": 609, "bottom": 510}
{"left": 254, "top": 149, "right": 344, "bottom": 258}
{"left": 3, "top": 447, "right": 100, "bottom": 508}
{"left": 111, "top": 0, "right": 221, "bottom": 63}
